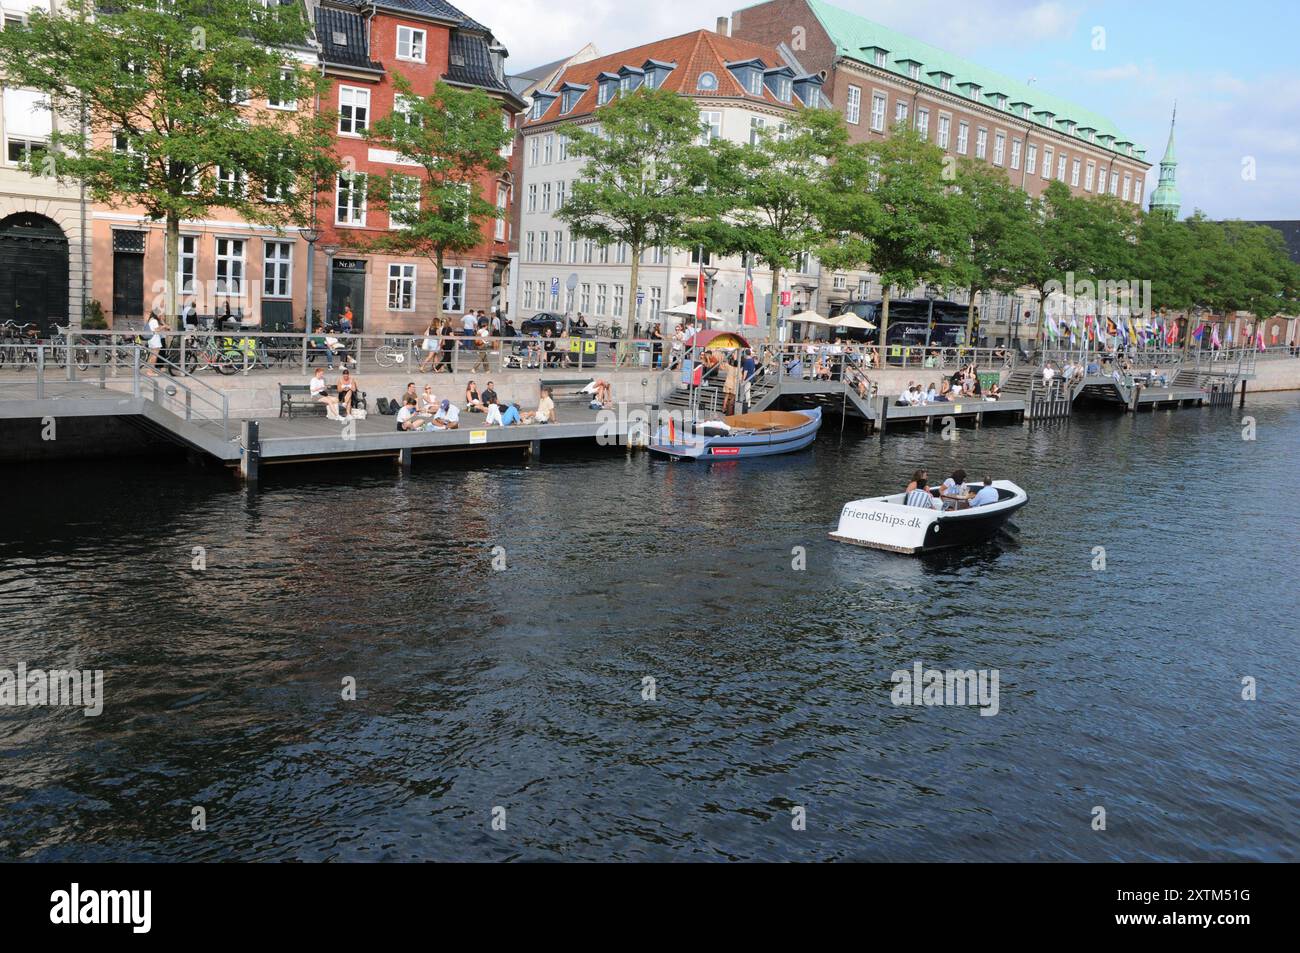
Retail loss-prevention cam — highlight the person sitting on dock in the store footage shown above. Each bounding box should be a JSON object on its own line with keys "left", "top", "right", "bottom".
{"left": 1085, "top": 356, "right": 1100, "bottom": 376}
{"left": 337, "top": 370, "right": 359, "bottom": 417}
{"left": 897, "top": 383, "right": 915, "bottom": 407}
{"left": 484, "top": 400, "right": 504, "bottom": 426}
{"left": 396, "top": 395, "right": 423, "bottom": 431}
{"left": 433, "top": 399, "right": 459, "bottom": 429}
{"left": 482, "top": 381, "right": 499, "bottom": 410}
{"left": 969, "top": 478, "right": 1000, "bottom": 507}
{"left": 402, "top": 382, "right": 419, "bottom": 408}
{"left": 464, "top": 381, "right": 485, "bottom": 412}
{"left": 985, "top": 383, "right": 1002, "bottom": 401}
{"left": 310, "top": 368, "right": 341, "bottom": 417}
{"left": 500, "top": 402, "right": 522, "bottom": 426}
{"left": 523, "top": 387, "right": 556, "bottom": 425}
{"left": 420, "top": 385, "right": 438, "bottom": 415}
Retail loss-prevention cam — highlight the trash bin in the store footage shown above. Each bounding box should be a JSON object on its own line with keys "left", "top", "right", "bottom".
{"left": 638, "top": 346, "right": 650, "bottom": 367}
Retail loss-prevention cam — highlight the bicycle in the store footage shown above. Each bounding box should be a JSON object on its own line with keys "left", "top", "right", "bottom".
{"left": 183, "top": 335, "right": 240, "bottom": 375}
{"left": 375, "top": 335, "right": 415, "bottom": 368}
{"left": 0, "top": 320, "right": 39, "bottom": 370}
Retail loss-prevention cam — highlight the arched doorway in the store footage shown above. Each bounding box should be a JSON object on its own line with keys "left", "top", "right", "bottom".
{"left": 0, "top": 212, "right": 69, "bottom": 336}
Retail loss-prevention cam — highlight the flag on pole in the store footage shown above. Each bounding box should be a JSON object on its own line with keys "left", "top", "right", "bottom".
{"left": 1045, "top": 314, "right": 1059, "bottom": 339}
{"left": 695, "top": 262, "right": 707, "bottom": 325}
{"left": 1192, "top": 323, "right": 1205, "bottom": 342}
{"left": 742, "top": 262, "right": 759, "bottom": 327}
{"left": 1211, "top": 325, "right": 1222, "bottom": 348}
{"left": 1225, "top": 324, "right": 1233, "bottom": 346}
{"left": 1165, "top": 321, "right": 1178, "bottom": 346}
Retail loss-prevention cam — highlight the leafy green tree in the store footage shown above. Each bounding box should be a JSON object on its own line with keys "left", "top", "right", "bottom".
{"left": 950, "top": 159, "right": 1036, "bottom": 343}
{"left": 0, "top": 0, "right": 338, "bottom": 325}
{"left": 690, "top": 108, "right": 853, "bottom": 339}
{"left": 364, "top": 77, "right": 513, "bottom": 329}
{"left": 823, "top": 125, "right": 962, "bottom": 350}
{"left": 557, "top": 88, "right": 712, "bottom": 335}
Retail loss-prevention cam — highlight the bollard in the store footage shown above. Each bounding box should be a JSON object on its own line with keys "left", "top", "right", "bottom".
{"left": 397, "top": 446, "right": 412, "bottom": 473}
{"left": 240, "top": 419, "right": 260, "bottom": 482}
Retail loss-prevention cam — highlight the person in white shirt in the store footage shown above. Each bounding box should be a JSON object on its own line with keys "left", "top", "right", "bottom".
{"left": 145, "top": 310, "right": 163, "bottom": 374}
{"left": 896, "top": 383, "right": 914, "bottom": 407}
{"left": 969, "top": 478, "right": 1000, "bottom": 507}
{"left": 433, "top": 399, "right": 460, "bottom": 429}
{"left": 925, "top": 383, "right": 937, "bottom": 404}
{"left": 461, "top": 312, "right": 477, "bottom": 334}
{"left": 309, "top": 369, "right": 341, "bottom": 416}
{"left": 396, "top": 396, "right": 423, "bottom": 431}
{"left": 484, "top": 401, "right": 503, "bottom": 426}
{"left": 1042, "top": 363, "right": 1055, "bottom": 386}
{"left": 940, "top": 469, "right": 967, "bottom": 495}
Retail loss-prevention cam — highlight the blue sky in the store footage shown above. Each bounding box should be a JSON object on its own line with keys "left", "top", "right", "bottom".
{"left": 456, "top": 0, "right": 1298, "bottom": 220}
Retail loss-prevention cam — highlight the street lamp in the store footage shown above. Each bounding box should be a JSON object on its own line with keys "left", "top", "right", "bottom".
{"left": 923, "top": 284, "right": 938, "bottom": 349}
{"left": 321, "top": 243, "right": 339, "bottom": 330}
{"left": 702, "top": 266, "right": 719, "bottom": 330}
{"left": 301, "top": 227, "right": 320, "bottom": 333}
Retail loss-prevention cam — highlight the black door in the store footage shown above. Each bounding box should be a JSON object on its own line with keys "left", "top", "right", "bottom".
{"left": 0, "top": 212, "right": 68, "bottom": 336}
{"left": 330, "top": 260, "right": 366, "bottom": 330}
{"left": 113, "top": 253, "right": 144, "bottom": 321}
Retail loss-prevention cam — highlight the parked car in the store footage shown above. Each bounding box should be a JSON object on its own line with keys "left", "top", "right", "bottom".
{"left": 520, "top": 312, "right": 586, "bottom": 336}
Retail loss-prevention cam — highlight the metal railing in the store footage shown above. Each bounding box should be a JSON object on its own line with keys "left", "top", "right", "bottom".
{"left": 9, "top": 343, "right": 230, "bottom": 443}
{"left": 47, "top": 328, "right": 682, "bottom": 378}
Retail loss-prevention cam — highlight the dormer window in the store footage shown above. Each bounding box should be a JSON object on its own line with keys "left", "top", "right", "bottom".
{"left": 596, "top": 73, "right": 618, "bottom": 105}
{"left": 995, "top": 94, "right": 1007, "bottom": 110}
{"left": 875, "top": 50, "right": 887, "bottom": 67}
{"left": 641, "top": 59, "right": 675, "bottom": 92}
{"left": 763, "top": 67, "right": 795, "bottom": 103}
{"left": 726, "top": 60, "right": 767, "bottom": 98}
{"left": 529, "top": 91, "right": 556, "bottom": 120}
{"left": 941, "top": 75, "right": 952, "bottom": 91}
{"left": 968, "top": 84, "right": 981, "bottom": 99}
{"left": 792, "top": 74, "right": 824, "bottom": 107}
{"left": 862, "top": 45, "right": 890, "bottom": 68}
{"left": 618, "top": 67, "right": 644, "bottom": 94}
{"left": 909, "top": 63, "right": 920, "bottom": 80}
{"left": 559, "top": 84, "right": 587, "bottom": 115}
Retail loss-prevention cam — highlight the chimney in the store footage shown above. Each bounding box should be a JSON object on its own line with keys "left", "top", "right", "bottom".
{"left": 716, "top": 16, "right": 730, "bottom": 36}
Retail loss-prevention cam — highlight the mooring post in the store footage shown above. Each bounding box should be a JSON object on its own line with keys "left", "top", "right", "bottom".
{"left": 397, "top": 446, "right": 412, "bottom": 474}
{"left": 239, "top": 419, "right": 260, "bottom": 483}
{"left": 877, "top": 395, "right": 889, "bottom": 441}
{"left": 1239, "top": 379, "right": 1247, "bottom": 408}
{"left": 529, "top": 438, "right": 542, "bottom": 460}
{"left": 1129, "top": 384, "right": 1140, "bottom": 414}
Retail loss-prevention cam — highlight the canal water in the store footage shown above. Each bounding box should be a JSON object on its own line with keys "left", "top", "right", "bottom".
{"left": 2, "top": 395, "right": 1297, "bottom": 862}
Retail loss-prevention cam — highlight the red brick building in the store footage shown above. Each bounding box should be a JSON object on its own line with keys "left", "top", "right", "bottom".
{"left": 313, "top": 0, "right": 524, "bottom": 332}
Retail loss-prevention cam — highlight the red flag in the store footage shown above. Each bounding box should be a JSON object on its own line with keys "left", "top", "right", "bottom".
{"left": 742, "top": 263, "right": 758, "bottom": 327}
{"left": 1165, "top": 321, "right": 1178, "bottom": 346}
{"left": 696, "top": 264, "right": 707, "bottom": 324}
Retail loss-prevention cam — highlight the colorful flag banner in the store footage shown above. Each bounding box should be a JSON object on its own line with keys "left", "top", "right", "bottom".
{"left": 742, "top": 263, "right": 758, "bottom": 327}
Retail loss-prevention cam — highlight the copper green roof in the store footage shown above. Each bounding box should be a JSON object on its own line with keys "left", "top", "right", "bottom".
{"left": 801, "top": 0, "right": 1143, "bottom": 160}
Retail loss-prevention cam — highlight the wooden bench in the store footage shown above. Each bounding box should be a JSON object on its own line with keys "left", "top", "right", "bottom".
{"left": 539, "top": 377, "right": 593, "bottom": 403}
{"left": 280, "top": 384, "right": 327, "bottom": 418}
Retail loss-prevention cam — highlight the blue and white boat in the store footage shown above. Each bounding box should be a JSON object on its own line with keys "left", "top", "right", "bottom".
{"left": 648, "top": 407, "right": 822, "bottom": 460}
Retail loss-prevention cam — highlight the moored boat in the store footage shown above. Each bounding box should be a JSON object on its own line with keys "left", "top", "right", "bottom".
{"left": 829, "top": 480, "right": 1028, "bottom": 553}
{"left": 648, "top": 407, "right": 822, "bottom": 460}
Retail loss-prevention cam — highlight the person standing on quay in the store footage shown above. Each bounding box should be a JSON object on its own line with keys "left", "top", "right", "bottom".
{"left": 722, "top": 355, "right": 739, "bottom": 416}
{"left": 145, "top": 309, "right": 163, "bottom": 376}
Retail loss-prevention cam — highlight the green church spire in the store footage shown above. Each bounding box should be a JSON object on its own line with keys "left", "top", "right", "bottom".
{"left": 1149, "top": 103, "right": 1180, "bottom": 218}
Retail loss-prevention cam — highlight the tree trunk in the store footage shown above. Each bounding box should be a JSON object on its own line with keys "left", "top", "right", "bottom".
{"left": 164, "top": 215, "right": 180, "bottom": 326}
{"left": 432, "top": 247, "right": 445, "bottom": 329}
{"left": 879, "top": 286, "right": 891, "bottom": 361}
{"left": 966, "top": 287, "right": 977, "bottom": 347}
{"left": 628, "top": 249, "right": 641, "bottom": 336}
{"left": 768, "top": 264, "right": 781, "bottom": 343}
{"left": 1036, "top": 289, "right": 1048, "bottom": 352}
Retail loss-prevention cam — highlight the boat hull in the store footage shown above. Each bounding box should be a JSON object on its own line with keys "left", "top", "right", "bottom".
{"left": 649, "top": 407, "right": 822, "bottom": 460}
{"left": 829, "top": 480, "right": 1028, "bottom": 554}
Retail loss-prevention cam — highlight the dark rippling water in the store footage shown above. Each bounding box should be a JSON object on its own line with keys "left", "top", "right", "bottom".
{"left": 2, "top": 395, "right": 1298, "bottom": 862}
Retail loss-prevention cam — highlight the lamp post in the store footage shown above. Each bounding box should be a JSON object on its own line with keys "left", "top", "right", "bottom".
{"left": 923, "top": 284, "right": 938, "bottom": 350}
{"left": 321, "top": 243, "right": 339, "bottom": 330}
{"left": 702, "top": 266, "right": 719, "bottom": 331}
{"left": 301, "top": 227, "right": 320, "bottom": 333}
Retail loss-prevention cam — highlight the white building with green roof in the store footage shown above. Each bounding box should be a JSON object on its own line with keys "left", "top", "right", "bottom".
{"left": 730, "top": 0, "right": 1151, "bottom": 338}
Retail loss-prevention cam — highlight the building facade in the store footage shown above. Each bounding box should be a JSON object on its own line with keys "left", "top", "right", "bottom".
{"left": 87, "top": 0, "right": 521, "bottom": 333}
{"left": 516, "top": 26, "right": 824, "bottom": 332}
{"left": 1, "top": 0, "right": 90, "bottom": 334}
{"left": 730, "top": 0, "right": 1153, "bottom": 330}
{"left": 313, "top": 0, "right": 523, "bottom": 333}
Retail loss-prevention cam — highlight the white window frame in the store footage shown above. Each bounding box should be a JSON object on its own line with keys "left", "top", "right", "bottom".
{"left": 956, "top": 121, "right": 969, "bottom": 155}
{"left": 869, "top": 91, "right": 885, "bottom": 132}
{"left": 495, "top": 184, "right": 508, "bottom": 241}
{"left": 1085, "top": 161, "right": 1095, "bottom": 191}
{"left": 1071, "top": 158, "right": 1081, "bottom": 187}
{"left": 993, "top": 131, "right": 1005, "bottom": 166}
{"left": 1041, "top": 147, "right": 1053, "bottom": 180}
{"left": 178, "top": 235, "right": 198, "bottom": 295}
{"left": 845, "top": 85, "right": 861, "bottom": 125}
{"left": 215, "top": 237, "right": 245, "bottom": 298}
{"left": 263, "top": 240, "right": 292, "bottom": 299}
{"left": 1026, "top": 143, "right": 1038, "bottom": 176}
{"left": 335, "top": 172, "right": 367, "bottom": 226}
{"left": 338, "top": 86, "right": 370, "bottom": 135}
{"left": 915, "top": 107, "right": 929, "bottom": 140}
{"left": 267, "top": 67, "right": 298, "bottom": 111}
{"left": 937, "top": 114, "right": 950, "bottom": 150}
{"left": 387, "top": 263, "right": 417, "bottom": 311}
{"left": 389, "top": 174, "right": 421, "bottom": 229}
{"left": 442, "top": 266, "right": 466, "bottom": 313}
{"left": 396, "top": 26, "right": 426, "bottom": 63}
{"left": 1057, "top": 153, "right": 1067, "bottom": 181}
{"left": 975, "top": 127, "right": 987, "bottom": 160}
